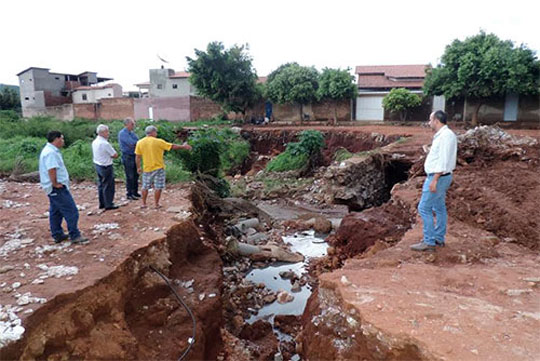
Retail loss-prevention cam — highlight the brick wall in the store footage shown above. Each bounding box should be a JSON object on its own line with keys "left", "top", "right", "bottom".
{"left": 73, "top": 103, "right": 98, "bottom": 120}
{"left": 312, "top": 99, "right": 352, "bottom": 121}
{"left": 99, "top": 98, "right": 134, "bottom": 120}
{"left": 189, "top": 96, "right": 223, "bottom": 120}
{"left": 43, "top": 91, "right": 72, "bottom": 107}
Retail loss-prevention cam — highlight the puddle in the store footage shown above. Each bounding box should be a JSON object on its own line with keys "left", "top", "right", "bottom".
{"left": 246, "top": 230, "right": 328, "bottom": 324}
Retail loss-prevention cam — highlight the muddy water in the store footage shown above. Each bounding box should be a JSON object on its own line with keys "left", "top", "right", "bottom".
{"left": 246, "top": 230, "right": 328, "bottom": 323}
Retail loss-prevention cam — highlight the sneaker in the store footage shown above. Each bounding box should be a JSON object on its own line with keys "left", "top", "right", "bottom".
{"left": 133, "top": 193, "right": 142, "bottom": 198}
{"left": 71, "top": 236, "right": 89, "bottom": 245}
{"left": 127, "top": 195, "right": 139, "bottom": 201}
{"left": 105, "top": 204, "right": 120, "bottom": 210}
{"left": 410, "top": 242, "right": 436, "bottom": 252}
{"left": 54, "top": 233, "right": 69, "bottom": 244}
{"left": 435, "top": 240, "right": 445, "bottom": 247}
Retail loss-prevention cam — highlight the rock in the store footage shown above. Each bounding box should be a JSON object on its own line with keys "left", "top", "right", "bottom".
{"left": 277, "top": 290, "right": 294, "bottom": 304}
{"left": 12, "top": 282, "right": 21, "bottom": 289}
{"left": 313, "top": 217, "right": 332, "bottom": 234}
{"left": 263, "top": 294, "right": 277, "bottom": 304}
{"left": 279, "top": 271, "right": 296, "bottom": 280}
{"left": 0, "top": 265, "right": 15, "bottom": 274}
{"left": 327, "top": 246, "right": 336, "bottom": 256}
{"left": 291, "top": 281, "right": 302, "bottom": 293}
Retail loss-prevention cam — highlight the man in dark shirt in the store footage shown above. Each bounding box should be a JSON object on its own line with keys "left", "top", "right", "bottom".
{"left": 118, "top": 117, "right": 140, "bottom": 200}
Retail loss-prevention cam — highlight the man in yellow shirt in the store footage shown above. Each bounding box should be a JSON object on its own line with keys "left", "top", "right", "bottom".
{"left": 135, "top": 125, "right": 192, "bottom": 209}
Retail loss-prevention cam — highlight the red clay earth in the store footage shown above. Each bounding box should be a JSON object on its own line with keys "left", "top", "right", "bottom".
{"left": 299, "top": 127, "right": 540, "bottom": 360}
{"left": 0, "top": 182, "right": 223, "bottom": 360}
{"left": 1, "top": 124, "right": 539, "bottom": 360}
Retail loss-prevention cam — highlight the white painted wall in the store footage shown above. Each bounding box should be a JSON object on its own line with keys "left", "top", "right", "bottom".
{"left": 72, "top": 84, "right": 122, "bottom": 104}
{"left": 356, "top": 95, "right": 385, "bottom": 121}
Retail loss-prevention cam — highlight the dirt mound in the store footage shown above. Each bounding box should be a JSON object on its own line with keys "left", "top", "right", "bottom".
{"left": 328, "top": 200, "right": 414, "bottom": 259}
{"left": 447, "top": 159, "right": 540, "bottom": 250}
{"left": 1, "top": 219, "right": 223, "bottom": 361}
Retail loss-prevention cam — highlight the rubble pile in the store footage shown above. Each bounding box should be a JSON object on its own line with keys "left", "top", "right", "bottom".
{"left": 458, "top": 125, "right": 539, "bottom": 161}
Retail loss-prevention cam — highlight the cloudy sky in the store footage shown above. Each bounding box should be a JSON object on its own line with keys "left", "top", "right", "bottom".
{"left": 2, "top": 0, "right": 539, "bottom": 91}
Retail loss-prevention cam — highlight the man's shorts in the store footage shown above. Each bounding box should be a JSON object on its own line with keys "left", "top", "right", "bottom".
{"left": 142, "top": 168, "right": 166, "bottom": 190}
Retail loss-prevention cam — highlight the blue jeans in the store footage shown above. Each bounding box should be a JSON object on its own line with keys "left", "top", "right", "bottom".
{"left": 48, "top": 187, "right": 81, "bottom": 241}
{"left": 122, "top": 154, "right": 139, "bottom": 197}
{"left": 418, "top": 174, "right": 453, "bottom": 245}
{"left": 95, "top": 164, "right": 115, "bottom": 208}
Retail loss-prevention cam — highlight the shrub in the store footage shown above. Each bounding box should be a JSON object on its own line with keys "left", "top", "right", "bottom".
{"left": 266, "top": 130, "right": 325, "bottom": 172}
{"left": 0, "top": 136, "right": 44, "bottom": 174}
{"left": 382, "top": 88, "right": 422, "bottom": 121}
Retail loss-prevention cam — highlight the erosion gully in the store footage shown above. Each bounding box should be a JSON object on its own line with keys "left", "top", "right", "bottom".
{"left": 1, "top": 129, "right": 414, "bottom": 361}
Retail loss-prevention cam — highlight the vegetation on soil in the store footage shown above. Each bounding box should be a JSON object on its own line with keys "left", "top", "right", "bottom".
{"left": 424, "top": 31, "right": 540, "bottom": 125}
{"left": 267, "top": 130, "right": 325, "bottom": 172}
{"left": 0, "top": 115, "right": 248, "bottom": 189}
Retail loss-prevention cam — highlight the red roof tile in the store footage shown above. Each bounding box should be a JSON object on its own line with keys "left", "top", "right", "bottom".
{"left": 169, "top": 71, "right": 190, "bottom": 79}
{"left": 355, "top": 65, "right": 427, "bottom": 89}
{"left": 355, "top": 65, "right": 427, "bottom": 77}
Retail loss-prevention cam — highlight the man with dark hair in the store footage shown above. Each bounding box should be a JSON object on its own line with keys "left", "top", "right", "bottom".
{"left": 39, "top": 131, "right": 88, "bottom": 244}
{"left": 411, "top": 111, "right": 457, "bottom": 252}
{"left": 118, "top": 117, "right": 140, "bottom": 201}
{"left": 92, "top": 124, "right": 119, "bottom": 210}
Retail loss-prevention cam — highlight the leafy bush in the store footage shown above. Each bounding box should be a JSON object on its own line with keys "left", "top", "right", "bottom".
{"left": 61, "top": 140, "right": 96, "bottom": 180}
{"left": 382, "top": 88, "right": 422, "bottom": 121}
{"left": 266, "top": 130, "right": 325, "bottom": 172}
{"left": 266, "top": 151, "right": 309, "bottom": 172}
{"left": 164, "top": 160, "right": 192, "bottom": 183}
{"left": 0, "top": 136, "right": 44, "bottom": 174}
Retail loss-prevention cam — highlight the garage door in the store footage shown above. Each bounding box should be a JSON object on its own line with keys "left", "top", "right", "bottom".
{"left": 356, "top": 95, "right": 384, "bottom": 121}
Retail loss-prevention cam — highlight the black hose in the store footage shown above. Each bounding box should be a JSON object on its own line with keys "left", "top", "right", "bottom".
{"left": 149, "top": 265, "right": 196, "bottom": 361}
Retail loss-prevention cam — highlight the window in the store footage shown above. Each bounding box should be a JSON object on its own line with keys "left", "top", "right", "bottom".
{"left": 172, "top": 84, "right": 178, "bottom": 89}
{"left": 24, "top": 97, "right": 29, "bottom": 101}
{"left": 29, "top": 79, "right": 32, "bottom": 81}
{"left": 108, "top": 93, "right": 111, "bottom": 96}
{"left": 157, "top": 84, "right": 163, "bottom": 90}
{"left": 82, "top": 94, "right": 87, "bottom": 101}
{"left": 55, "top": 77, "right": 60, "bottom": 80}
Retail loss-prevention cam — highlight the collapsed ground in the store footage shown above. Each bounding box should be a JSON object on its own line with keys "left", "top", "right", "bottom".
{"left": 1, "top": 124, "right": 539, "bottom": 360}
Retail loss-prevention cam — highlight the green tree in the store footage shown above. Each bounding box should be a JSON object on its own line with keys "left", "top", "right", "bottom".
{"left": 0, "top": 88, "right": 21, "bottom": 112}
{"left": 186, "top": 42, "right": 261, "bottom": 118}
{"left": 382, "top": 88, "right": 422, "bottom": 121}
{"left": 317, "top": 68, "right": 357, "bottom": 123}
{"left": 265, "top": 63, "right": 319, "bottom": 122}
{"left": 424, "top": 31, "right": 540, "bottom": 125}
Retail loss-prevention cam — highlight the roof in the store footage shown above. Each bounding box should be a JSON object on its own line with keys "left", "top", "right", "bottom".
{"left": 16, "top": 67, "right": 50, "bottom": 76}
{"left": 355, "top": 65, "right": 427, "bottom": 77}
{"left": 73, "top": 83, "right": 120, "bottom": 91}
{"left": 257, "top": 76, "right": 267, "bottom": 84}
{"left": 169, "top": 71, "right": 190, "bottom": 79}
{"left": 135, "top": 82, "right": 150, "bottom": 88}
{"left": 356, "top": 64, "right": 427, "bottom": 89}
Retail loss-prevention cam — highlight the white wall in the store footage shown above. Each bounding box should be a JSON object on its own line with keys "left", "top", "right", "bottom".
{"left": 72, "top": 84, "right": 122, "bottom": 104}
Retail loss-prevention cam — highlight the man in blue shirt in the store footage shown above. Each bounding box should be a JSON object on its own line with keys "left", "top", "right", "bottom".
{"left": 118, "top": 118, "right": 140, "bottom": 200}
{"left": 39, "top": 131, "right": 89, "bottom": 244}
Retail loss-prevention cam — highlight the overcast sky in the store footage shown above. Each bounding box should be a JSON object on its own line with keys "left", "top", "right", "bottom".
{"left": 2, "top": 0, "right": 539, "bottom": 91}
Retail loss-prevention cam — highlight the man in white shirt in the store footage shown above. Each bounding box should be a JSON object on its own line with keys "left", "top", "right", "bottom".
{"left": 411, "top": 110, "right": 457, "bottom": 252}
{"left": 92, "top": 124, "right": 119, "bottom": 210}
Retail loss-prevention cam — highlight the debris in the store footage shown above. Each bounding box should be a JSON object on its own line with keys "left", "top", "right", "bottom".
{"left": 15, "top": 292, "right": 46, "bottom": 306}
{"left": 0, "top": 305, "right": 25, "bottom": 347}
{"left": 92, "top": 223, "right": 119, "bottom": 233}
{"left": 277, "top": 290, "right": 294, "bottom": 304}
